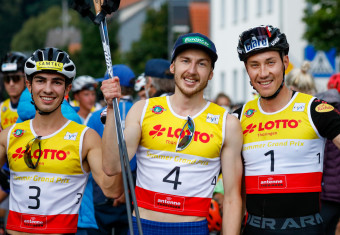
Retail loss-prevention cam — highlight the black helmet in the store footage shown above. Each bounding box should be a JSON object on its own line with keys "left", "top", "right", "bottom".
{"left": 25, "top": 47, "right": 76, "bottom": 83}
{"left": 1, "top": 52, "right": 28, "bottom": 73}
{"left": 237, "top": 25, "right": 289, "bottom": 61}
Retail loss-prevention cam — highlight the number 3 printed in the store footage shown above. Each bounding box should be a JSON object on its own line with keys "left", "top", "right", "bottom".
{"left": 28, "top": 186, "right": 41, "bottom": 209}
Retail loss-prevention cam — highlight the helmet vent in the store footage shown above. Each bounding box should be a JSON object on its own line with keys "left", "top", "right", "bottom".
{"left": 26, "top": 61, "right": 35, "bottom": 69}
{"left": 37, "top": 50, "right": 44, "bottom": 61}
{"left": 64, "top": 65, "right": 75, "bottom": 72}
{"left": 57, "top": 53, "right": 65, "bottom": 62}
{"left": 48, "top": 48, "right": 54, "bottom": 61}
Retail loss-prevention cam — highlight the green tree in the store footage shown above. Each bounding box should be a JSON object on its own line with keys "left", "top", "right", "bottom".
{"left": 71, "top": 17, "right": 120, "bottom": 78}
{"left": 303, "top": 0, "right": 340, "bottom": 52}
{"left": 0, "top": 0, "right": 60, "bottom": 56}
{"left": 0, "top": 0, "right": 24, "bottom": 55}
{"left": 124, "top": 3, "right": 169, "bottom": 74}
{"left": 11, "top": 6, "right": 82, "bottom": 52}
{"left": 10, "top": 4, "right": 120, "bottom": 79}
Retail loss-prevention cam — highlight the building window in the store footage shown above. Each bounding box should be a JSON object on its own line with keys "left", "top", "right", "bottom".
{"left": 257, "top": 0, "right": 262, "bottom": 16}
{"left": 221, "top": 71, "right": 225, "bottom": 92}
{"left": 267, "top": 0, "right": 273, "bottom": 13}
{"left": 221, "top": 0, "right": 225, "bottom": 28}
{"left": 243, "top": 0, "right": 248, "bottom": 21}
{"left": 243, "top": 69, "right": 248, "bottom": 102}
{"left": 233, "top": 69, "right": 238, "bottom": 100}
{"left": 233, "top": 0, "right": 238, "bottom": 23}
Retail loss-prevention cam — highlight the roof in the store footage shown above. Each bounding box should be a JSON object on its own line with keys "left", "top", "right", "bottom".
{"left": 189, "top": 2, "right": 210, "bottom": 37}
{"left": 120, "top": 0, "right": 142, "bottom": 9}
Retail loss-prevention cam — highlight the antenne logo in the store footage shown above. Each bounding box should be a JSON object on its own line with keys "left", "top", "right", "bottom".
{"left": 149, "top": 125, "right": 166, "bottom": 138}
{"left": 243, "top": 123, "right": 257, "bottom": 135}
{"left": 12, "top": 147, "right": 25, "bottom": 160}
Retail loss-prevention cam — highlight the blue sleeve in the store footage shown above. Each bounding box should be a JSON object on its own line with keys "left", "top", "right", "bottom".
{"left": 87, "top": 108, "right": 105, "bottom": 137}
{"left": 16, "top": 88, "right": 35, "bottom": 122}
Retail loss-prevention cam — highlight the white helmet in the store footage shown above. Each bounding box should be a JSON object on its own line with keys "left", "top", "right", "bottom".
{"left": 72, "top": 75, "right": 97, "bottom": 92}
{"left": 25, "top": 47, "right": 76, "bottom": 82}
{"left": 134, "top": 73, "right": 147, "bottom": 92}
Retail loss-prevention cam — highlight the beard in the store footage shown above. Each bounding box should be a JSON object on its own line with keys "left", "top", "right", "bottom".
{"left": 173, "top": 68, "right": 210, "bottom": 98}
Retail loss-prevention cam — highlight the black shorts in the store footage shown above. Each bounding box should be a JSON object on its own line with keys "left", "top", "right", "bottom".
{"left": 243, "top": 213, "right": 324, "bottom": 235}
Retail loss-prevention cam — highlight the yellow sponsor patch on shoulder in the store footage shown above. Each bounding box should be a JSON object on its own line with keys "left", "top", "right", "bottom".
{"left": 36, "top": 61, "right": 63, "bottom": 71}
{"left": 315, "top": 103, "right": 334, "bottom": 112}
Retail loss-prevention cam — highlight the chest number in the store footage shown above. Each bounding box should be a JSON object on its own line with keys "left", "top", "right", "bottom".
{"left": 163, "top": 166, "right": 182, "bottom": 190}
{"left": 264, "top": 150, "right": 275, "bottom": 172}
{"left": 28, "top": 186, "right": 41, "bottom": 209}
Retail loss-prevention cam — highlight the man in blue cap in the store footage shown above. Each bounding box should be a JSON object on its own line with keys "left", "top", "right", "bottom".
{"left": 87, "top": 64, "right": 136, "bottom": 235}
{"left": 134, "top": 58, "right": 174, "bottom": 99}
{"left": 101, "top": 33, "right": 243, "bottom": 234}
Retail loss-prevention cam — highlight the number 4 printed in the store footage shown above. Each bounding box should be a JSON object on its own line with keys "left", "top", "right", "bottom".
{"left": 163, "top": 166, "right": 182, "bottom": 190}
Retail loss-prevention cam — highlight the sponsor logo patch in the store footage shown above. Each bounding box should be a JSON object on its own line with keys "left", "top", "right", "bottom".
{"left": 151, "top": 105, "right": 166, "bottom": 114}
{"left": 315, "top": 103, "right": 334, "bottom": 112}
{"left": 13, "top": 129, "right": 25, "bottom": 137}
{"left": 293, "top": 103, "right": 305, "bottom": 112}
{"left": 148, "top": 124, "right": 213, "bottom": 144}
{"left": 155, "top": 193, "right": 185, "bottom": 211}
{"left": 64, "top": 132, "right": 78, "bottom": 141}
{"left": 245, "top": 109, "right": 256, "bottom": 118}
{"left": 36, "top": 61, "right": 63, "bottom": 71}
{"left": 183, "top": 36, "right": 211, "bottom": 48}
{"left": 21, "top": 214, "right": 47, "bottom": 229}
{"left": 258, "top": 175, "right": 287, "bottom": 189}
{"left": 206, "top": 114, "right": 220, "bottom": 124}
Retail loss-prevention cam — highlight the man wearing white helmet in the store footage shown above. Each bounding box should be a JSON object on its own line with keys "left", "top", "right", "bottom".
{"left": 0, "top": 47, "right": 122, "bottom": 234}
{"left": 71, "top": 75, "right": 102, "bottom": 124}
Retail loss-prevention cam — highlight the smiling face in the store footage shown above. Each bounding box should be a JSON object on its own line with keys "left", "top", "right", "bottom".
{"left": 27, "top": 72, "right": 71, "bottom": 114}
{"left": 245, "top": 50, "right": 289, "bottom": 98}
{"left": 170, "top": 48, "right": 213, "bottom": 98}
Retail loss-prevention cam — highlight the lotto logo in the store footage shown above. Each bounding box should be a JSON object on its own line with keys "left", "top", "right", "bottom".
{"left": 12, "top": 147, "right": 25, "bottom": 160}
{"left": 12, "top": 148, "right": 70, "bottom": 161}
{"left": 243, "top": 124, "right": 257, "bottom": 135}
{"left": 149, "top": 125, "right": 212, "bottom": 143}
{"left": 243, "top": 119, "right": 300, "bottom": 135}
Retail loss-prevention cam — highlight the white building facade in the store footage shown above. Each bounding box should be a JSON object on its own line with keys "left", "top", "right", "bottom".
{"left": 209, "top": 0, "right": 321, "bottom": 104}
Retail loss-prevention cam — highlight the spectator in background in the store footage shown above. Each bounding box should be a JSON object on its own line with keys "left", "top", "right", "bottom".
{"left": 134, "top": 73, "right": 148, "bottom": 100}
{"left": 0, "top": 52, "right": 27, "bottom": 131}
{"left": 87, "top": 64, "right": 136, "bottom": 235}
{"left": 134, "top": 58, "right": 174, "bottom": 99}
{"left": 71, "top": 75, "right": 102, "bottom": 124}
{"left": 0, "top": 51, "right": 27, "bottom": 234}
{"left": 285, "top": 61, "right": 317, "bottom": 95}
{"left": 214, "top": 92, "right": 232, "bottom": 112}
{"left": 316, "top": 73, "right": 340, "bottom": 235}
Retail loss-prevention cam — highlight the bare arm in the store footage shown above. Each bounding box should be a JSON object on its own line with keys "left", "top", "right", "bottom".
{"left": 221, "top": 114, "right": 243, "bottom": 235}
{"left": 0, "top": 128, "right": 10, "bottom": 168}
{"left": 84, "top": 128, "right": 123, "bottom": 199}
{"left": 332, "top": 134, "right": 340, "bottom": 149}
{"left": 101, "top": 78, "right": 144, "bottom": 176}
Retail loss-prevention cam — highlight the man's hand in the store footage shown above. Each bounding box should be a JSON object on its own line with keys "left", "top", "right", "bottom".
{"left": 100, "top": 76, "right": 121, "bottom": 108}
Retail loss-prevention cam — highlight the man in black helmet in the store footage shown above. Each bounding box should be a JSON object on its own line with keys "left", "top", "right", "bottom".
{"left": 0, "top": 47, "right": 122, "bottom": 234}
{"left": 0, "top": 51, "right": 27, "bottom": 234}
{"left": 234, "top": 25, "right": 340, "bottom": 234}
{"left": 0, "top": 52, "right": 27, "bottom": 131}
